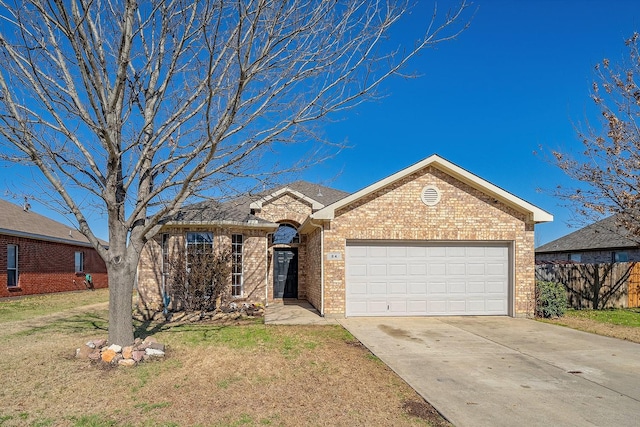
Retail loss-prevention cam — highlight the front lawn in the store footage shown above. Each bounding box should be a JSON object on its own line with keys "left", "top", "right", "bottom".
{"left": 544, "top": 308, "right": 640, "bottom": 344}
{"left": 0, "top": 291, "right": 447, "bottom": 426}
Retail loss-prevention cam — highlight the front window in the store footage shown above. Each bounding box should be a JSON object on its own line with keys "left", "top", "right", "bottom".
{"left": 271, "top": 224, "right": 299, "bottom": 245}
{"left": 186, "top": 232, "right": 213, "bottom": 271}
{"left": 7, "top": 244, "right": 18, "bottom": 287}
{"left": 75, "top": 251, "right": 84, "bottom": 272}
{"left": 568, "top": 253, "right": 581, "bottom": 263}
{"left": 186, "top": 232, "right": 213, "bottom": 253}
{"left": 232, "top": 234, "right": 243, "bottom": 297}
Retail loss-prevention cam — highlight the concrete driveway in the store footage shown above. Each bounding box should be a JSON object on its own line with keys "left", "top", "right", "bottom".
{"left": 338, "top": 316, "right": 640, "bottom": 427}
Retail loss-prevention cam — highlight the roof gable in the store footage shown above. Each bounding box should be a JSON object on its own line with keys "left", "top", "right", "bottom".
{"left": 311, "top": 154, "right": 553, "bottom": 223}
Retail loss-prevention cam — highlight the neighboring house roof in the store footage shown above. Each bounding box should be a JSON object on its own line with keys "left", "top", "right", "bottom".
{"left": 167, "top": 181, "right": 349, "bottom": 229}
{"left": 0, "top": 198, "right": 98, "bottom": 247}
{"left": 535, "top": 214, "right": 639, "bottom": 253}
{"left": 310, "top": 154, "right": 553, "bottom": 223}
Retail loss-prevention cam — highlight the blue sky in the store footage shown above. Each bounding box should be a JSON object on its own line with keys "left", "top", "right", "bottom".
{"left": 1, "top": 0, "right": 639, "bottom": 245}
{"left": 299, "top": 0, "right": 640, "bottom": 247}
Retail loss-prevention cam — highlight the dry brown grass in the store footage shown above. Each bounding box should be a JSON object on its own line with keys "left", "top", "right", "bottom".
{"left": 544, "top": 315, "right": 640, "bottom": 344}
{"left": 0, "top": 292, "right": 449, "bottom": 427}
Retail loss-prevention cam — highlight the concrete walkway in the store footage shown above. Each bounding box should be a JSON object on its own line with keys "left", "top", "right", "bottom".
{"left": 339, "top": 316, "right": 640, "bottom": 427}
{"left": 264, "top": 300, "right": 339, "bottom": 325}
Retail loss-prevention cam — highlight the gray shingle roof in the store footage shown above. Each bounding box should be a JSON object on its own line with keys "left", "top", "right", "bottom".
{"left": 171, "top": 181, "right": 350, "bottom": 225}
{"left": 0, "top": 198, "right": 95, "bottom": 246}
{"left": 536, "top": 214, "right": 639, "bottom": 253}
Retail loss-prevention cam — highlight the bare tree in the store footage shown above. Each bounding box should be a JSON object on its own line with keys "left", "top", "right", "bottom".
{"left": 0, "top": 0, "right": 471, "bottom": 346}
{"left": 553, "top": 33, "right": 640, "bottom": 239}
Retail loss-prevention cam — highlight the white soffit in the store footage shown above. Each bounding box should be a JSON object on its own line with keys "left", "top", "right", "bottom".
{"left": 249, "top": 187, "right": 324, "bottom": 211}
{"left": 311, "top": 154, "right": 553, "bottom": 223}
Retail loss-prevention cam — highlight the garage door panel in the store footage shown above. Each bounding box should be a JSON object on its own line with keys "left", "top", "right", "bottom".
{"left": 408, "top": 282, "right": 428, "bottom": 295}
{"left": 389, "top": 264, "right": 407, "bottom": 275}
{"left": 369, "top": 264, "right": 387, "bottom": 275}
{"left": 388, "top": 300, "right": 407, "bottom": 314}
{"left": 467, "top": 281, "right": 486, "bottom": 293}
{"left": 447, "top": 263, "right": 466, "bottom": 275}
{"left": 407, "top": 299, "right": 428, "bottom": 313}
{"left": 409, "top": 264, "right": 427, "bottom": 275}
{"left": 389, "top": 282, "right": 407, "bottom": 294}
{"left": 346, "top": 243, "right": 509, "bottom": 317}
{"left": 429, "top": 263, "right": 446, "bottom": 275}
{"left": 369, "top": 281, "right": 387, "bottom": 295}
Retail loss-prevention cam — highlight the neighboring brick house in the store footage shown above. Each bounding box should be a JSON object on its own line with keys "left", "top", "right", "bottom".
{"left": 0, "top": 199, "right": 108, "bottom": 298}
{"left": 138, "top": 155, "right": 552, "bottom": 317}
{"left": 535, "top": 214, "right": 640, "bottom": 264}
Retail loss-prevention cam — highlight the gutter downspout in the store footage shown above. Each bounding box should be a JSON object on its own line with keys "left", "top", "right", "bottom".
{"left": 309, "top": 221, "right": 325, "bottom": 316}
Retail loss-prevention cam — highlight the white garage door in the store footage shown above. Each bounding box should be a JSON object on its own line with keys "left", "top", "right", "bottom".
{"left": 346, "top": 242, "right": 510, "bottom": 316}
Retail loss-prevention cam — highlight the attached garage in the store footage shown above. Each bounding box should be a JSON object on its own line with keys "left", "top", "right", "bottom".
{"left": 302, "top": 154, "right": 553, "bottom": 318}
{"left": 346, "top": 242, "right": 510, "bottom": 316}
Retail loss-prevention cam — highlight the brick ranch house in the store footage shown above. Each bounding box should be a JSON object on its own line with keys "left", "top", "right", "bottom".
{"left": 0, "top": 198, "right": 108, "bottom": 298}
{"left": 137, "top": 154, "right": 553, "bottom": 317}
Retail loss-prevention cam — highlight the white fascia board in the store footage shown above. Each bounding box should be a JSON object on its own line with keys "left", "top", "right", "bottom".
{"left": 312, "top": 154, "right": 553, "bottom": 223}
{"left": 249, "top": 187, "right": 324, "bottom": 211}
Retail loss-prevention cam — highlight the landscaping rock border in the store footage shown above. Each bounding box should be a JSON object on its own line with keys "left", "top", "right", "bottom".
{"left": 76, "top": 336, "right": 166, "bottom": 367}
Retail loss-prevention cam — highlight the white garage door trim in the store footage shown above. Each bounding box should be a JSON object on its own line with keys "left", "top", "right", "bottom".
{"left": 346, "top": 241, "right": 511, "bottom": 317}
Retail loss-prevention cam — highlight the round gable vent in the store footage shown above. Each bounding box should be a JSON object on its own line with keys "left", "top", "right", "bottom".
{"left": 420, "top": 185, "right": 441, "bottom": 206}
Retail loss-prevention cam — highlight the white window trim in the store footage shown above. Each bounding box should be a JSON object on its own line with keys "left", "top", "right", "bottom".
{"left": 232, "top": 234, "right": 243, "bottom": 298}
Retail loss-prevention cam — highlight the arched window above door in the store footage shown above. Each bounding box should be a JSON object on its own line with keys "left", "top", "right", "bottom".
{"left": 271, "top": 223, "right": 299, "bottom": 245}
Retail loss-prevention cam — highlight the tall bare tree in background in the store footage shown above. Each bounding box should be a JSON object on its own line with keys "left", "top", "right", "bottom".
{"left": 0, "top": 0, "right": 470, "bottom": 346}
{"left": 553, "top": 33, "right": 640, "bottom": 241}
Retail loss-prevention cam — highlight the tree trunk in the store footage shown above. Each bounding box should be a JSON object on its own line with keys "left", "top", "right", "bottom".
{"left": 107, "top": 259, "right": 137, "bottom": 346}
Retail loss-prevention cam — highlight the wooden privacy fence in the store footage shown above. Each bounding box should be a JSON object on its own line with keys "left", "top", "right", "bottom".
{"left": 535, "top": 262, "right": 640, "bottom": 309}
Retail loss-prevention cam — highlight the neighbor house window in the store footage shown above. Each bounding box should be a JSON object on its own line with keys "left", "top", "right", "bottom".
{"left": 7, "top": 244, "right": 18, "bottom": 287}
{"left": 232, "top": 234, "right": 243, "bottom": 297}
{"left": 271, "top": 223, "right": 299, "bottom": 245}
{"left": 568, "top": 253, "right": 581, "bottom": 263}
{"left": 613, "top": 251, "right": 629, "bottom": 262}
{"left": 75, "top": 251, "right": 84, "bottom": 272}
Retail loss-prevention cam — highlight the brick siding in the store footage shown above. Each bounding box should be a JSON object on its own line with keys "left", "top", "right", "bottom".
{"left": 0, "top": 234, "right": 107, "bottom": 298}
{"left": 315, "top": 166, "right": 536, "bottom": 316}
{"left": 137, "top": 226, "right": 270, "bottom": 311}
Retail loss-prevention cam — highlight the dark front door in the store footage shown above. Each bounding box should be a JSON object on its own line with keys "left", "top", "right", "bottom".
{"left": 274, "top": 249, "right": 298, "bottom": 298}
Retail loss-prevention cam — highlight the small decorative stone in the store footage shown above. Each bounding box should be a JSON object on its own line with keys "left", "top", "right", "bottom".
{"left": 118, "top": 358, "right": 136, "bottom": 367}
{"left": 107, "top": 344, "right": 122, "bottom": 353}
{"left": 76, "top": 345, "right": 93, "bottom": 359}
{"left": 122, "top": 346, "right": 133, "bottom": 359}
{"left": 101, "top": 349, "right": 117, "bottom": 363}
{"left": 144, "top": 336, "right": 158, "bottom": 344}
{"left": 88, "top": 350, "right": 101, "bottom": 361}
{"left": 92, "top": 339, "right": 107, "bottom": 348}
{"left": 145, "top": 348, "right": 165, "bottom": 357}
{"left": 132, "top": 350, "right": 145, "bottom": 362}
{"left": 148, "top": 342, "right": 165, "bottom": 352}
{"left": 85, "top": 341, "right": 96, "bottom": 349}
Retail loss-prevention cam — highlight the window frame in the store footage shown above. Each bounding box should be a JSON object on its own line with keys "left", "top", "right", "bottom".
{"left": 271, "top": 223, "right": 300, "bottom": 245}
{"left": 7, "top": 244, "right": 18, "bottom": 287}
{"left": 613, "top": 251, "right": 629, "bottom": 262}
{"left": 231, "top": 234, "right": 243, "bottom": 297}
{"left": 185, "top": 231, "right": 214, "bottom": 271}
{"left": 74, "top": 251, "right": 84, "bottom": 273}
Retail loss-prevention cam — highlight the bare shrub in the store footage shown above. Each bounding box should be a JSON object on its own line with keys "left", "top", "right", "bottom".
{"left": 168, "top": 248, "right": 231, "bottom": 312}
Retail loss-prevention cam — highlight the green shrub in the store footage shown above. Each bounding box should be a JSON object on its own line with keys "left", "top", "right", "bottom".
{"left": 535, "top": 280, "right": 568, "bottom": 318}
